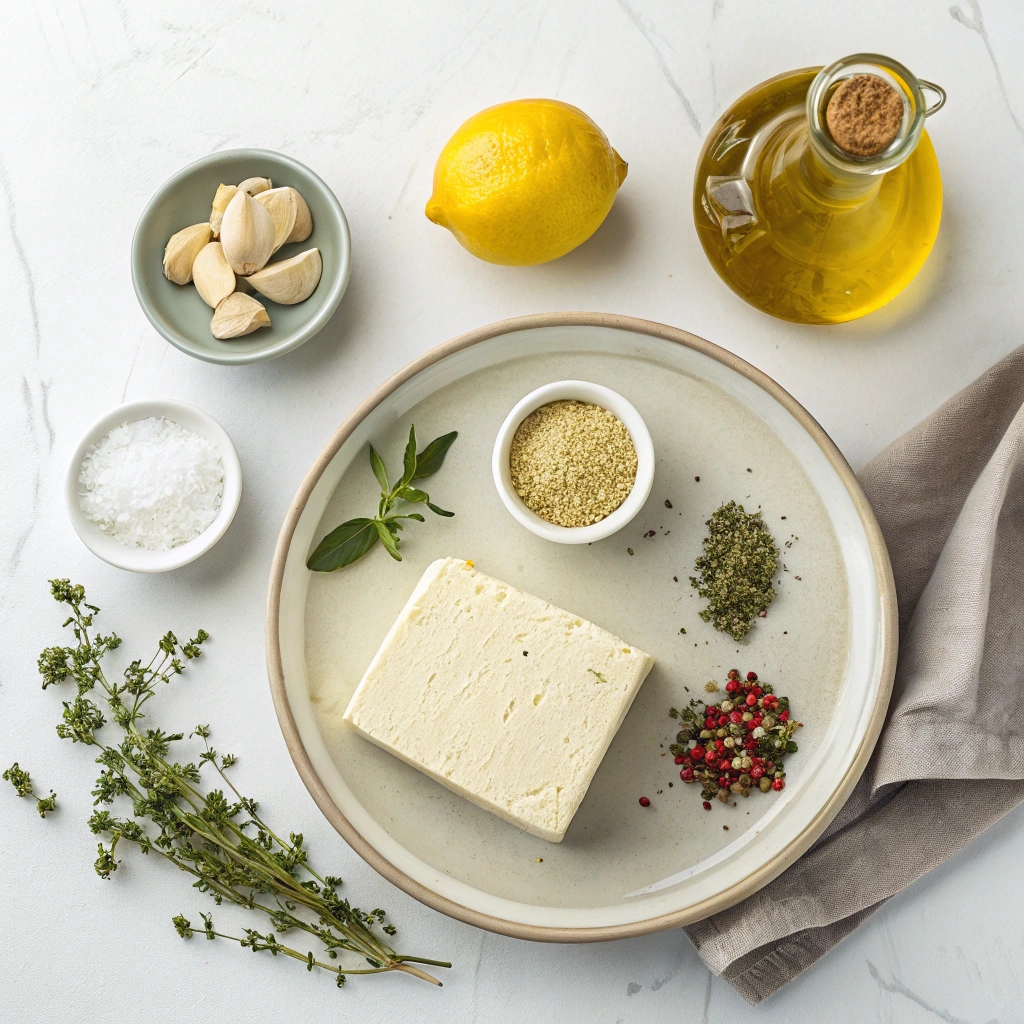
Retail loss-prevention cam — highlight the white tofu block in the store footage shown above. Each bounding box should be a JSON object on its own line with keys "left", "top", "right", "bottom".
{"left": 343, "top": 557, "right": 654, "bottom": 842}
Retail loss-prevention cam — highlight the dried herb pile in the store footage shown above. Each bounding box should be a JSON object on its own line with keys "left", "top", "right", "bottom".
{"left": 690, "top": 501, "right": 779, "bottom": 641}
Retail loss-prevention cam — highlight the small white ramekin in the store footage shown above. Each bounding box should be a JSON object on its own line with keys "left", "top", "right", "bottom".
{"left": 65, "top": 399, "right": 242, "bottom": 573}
{"left": 491, "top": 380, "right": 655, "bottom": 545}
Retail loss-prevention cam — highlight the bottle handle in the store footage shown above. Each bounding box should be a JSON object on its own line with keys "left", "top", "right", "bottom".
{"left": 920, "top": 80, "right": 946, "bottom": 117}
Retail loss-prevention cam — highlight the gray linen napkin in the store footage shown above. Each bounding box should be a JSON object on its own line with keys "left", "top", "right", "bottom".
{"left": 685, "top": 345, "right": 1024, "bottom": 1004}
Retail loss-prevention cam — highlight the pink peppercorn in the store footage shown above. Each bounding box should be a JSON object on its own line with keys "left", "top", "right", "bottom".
{"left": 674, "top": 755, "right": 685, "bottom": 765}
{"left": 639, "top": 796, "right": 651, "bottom": 807}
{"left": 750, "top": 766, "right": 764, "bottom": 779}
{"left": 690, "top": 746, "right": 706, "bottom": 761}
{"left": 746, "top": 672, "right": 758, "bottom": 682}
{"left": 772, "top": 778, "right": 785, "bottom": 791}
{"left": 730, "top": 711, "right": 743, "bottom": 724}
{"left": 779, "top": 711, "right": 790, "bottom": 722}
{"left": 746, "top": 694, "right": 757, "bottom": 706}
{"left": 680, "top": 768, "right": 694, "bottom": 782}
{"left": 702, "top": 801, "right": 712, "bottom": 810}
{"left": 725, "top": 680, "right": 739, "bottom": 693}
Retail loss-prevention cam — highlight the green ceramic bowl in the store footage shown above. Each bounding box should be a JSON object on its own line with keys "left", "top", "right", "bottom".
{"left": 132, "top": 149, "right": 351, "bottom": 365}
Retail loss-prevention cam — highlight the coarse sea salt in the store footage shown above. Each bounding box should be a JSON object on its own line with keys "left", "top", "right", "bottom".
{"left": 79, "top": 417, "right": 224, "bottom": 551}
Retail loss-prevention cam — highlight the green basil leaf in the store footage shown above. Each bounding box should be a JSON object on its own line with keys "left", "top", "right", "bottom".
{"left": 399, "top": 425, "right": 418, "bottom": 488}
{"left": 397, "top": 486, "right": 429, "bottom": 504}
{"left": 375, "top": 520, "right": 402, "bottom": 560}
{"left": 392, "top": 512, "right": 425, "bottom": 522}
{"left": 426, "top": 502, "right": 454, "bottom": 518}
{"left": 306, "top": 518, "right": 379, "bottom": 572}
{"left": 368, "top": 445, "right": 390, "bottom": 495}
{"left": 412, "top": 431, "right": 458, "bottom": 479}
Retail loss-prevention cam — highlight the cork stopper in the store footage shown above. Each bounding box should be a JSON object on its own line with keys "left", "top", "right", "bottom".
{"left": 825, "top": 74, "right": 904, "bottom": 157}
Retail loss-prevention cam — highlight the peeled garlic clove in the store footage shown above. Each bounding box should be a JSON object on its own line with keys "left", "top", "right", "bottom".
{"left": 192, "top": 242, "right": 237, "bottom": 308}
{"left": 209, "top": 184, "right": 237, "bottom": 238}
{"left": 246, "top": 248, "right": 322, "bottom": 305}
{"left": 220, "top": 190, "right": 275, "bottom": 276}
{"left": 255, "top": 186, "right": 313, "bottom": 251}
{"left": 163, "top": 223, "right": 212, "bottom": 284}
{"left": 237, "top": 176, "right": 272, "bottom": 197}
{"left": 210, "top": 292, "right": 271, "bottom": 339}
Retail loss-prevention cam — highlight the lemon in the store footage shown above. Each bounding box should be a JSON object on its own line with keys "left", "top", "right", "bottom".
{"left": 425, "top": 99, "right": 627, "bottom": 266}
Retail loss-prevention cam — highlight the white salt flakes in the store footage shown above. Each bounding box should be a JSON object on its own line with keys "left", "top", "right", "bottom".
{"left": 79, "top": 417, "right": 224, "bottom": 551}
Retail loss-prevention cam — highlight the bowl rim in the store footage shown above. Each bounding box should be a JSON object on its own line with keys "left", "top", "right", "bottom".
{"left": 65, "top": 398, "right": 242, "bottom": 573}
{"left": 131, "top": 147, "right": 351, "bottom": 366}
{"left": 491, "top": 379, "right": 655, "bottom": 543}
{"left": 265, "top": 311, "right": 899, "bottom": 942}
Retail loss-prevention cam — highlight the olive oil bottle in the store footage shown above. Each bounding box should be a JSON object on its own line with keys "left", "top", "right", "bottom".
{"left": 693, "top": 54, "right": 945, "bottom": 325}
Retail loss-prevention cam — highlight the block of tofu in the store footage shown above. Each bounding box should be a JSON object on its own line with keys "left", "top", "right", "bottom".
{"left": 343, "top": 557, "right": 654, "bottom": 842}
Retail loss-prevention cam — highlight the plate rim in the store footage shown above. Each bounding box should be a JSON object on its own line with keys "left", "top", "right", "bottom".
{"left": 265, "top": 311, "right": 898, "bottom": 942}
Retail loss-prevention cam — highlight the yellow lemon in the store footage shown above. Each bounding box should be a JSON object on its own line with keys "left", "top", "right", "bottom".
{"left": 425, "top": 99, "right": 627, "bottom": 266}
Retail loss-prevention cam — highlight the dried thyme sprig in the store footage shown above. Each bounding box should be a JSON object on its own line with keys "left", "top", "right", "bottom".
{"left": 689, "top": 501, "right": 779, "bottom": 641}
{"left": 3, "top": 762, "right": 57, "bottom": 817}
{"left": 307, "top": 426, "right": 457, "bottom": 572}
{"left": 37, "top": 579, "right": 450, "bottom": 988}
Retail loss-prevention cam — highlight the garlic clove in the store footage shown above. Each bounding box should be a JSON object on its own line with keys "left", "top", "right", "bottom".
{"left": 210, "top": 292, "right": 271, "bottom": 339}
{"left": 163, "top": 223, "right": 212, "bottom": 284}
{"left": 192, "top": 242, "right": 237, "bottom": 308}
{"left": 209, "top": 184, "right": 237, "bottom": 239}
{"left": 220, "top": 190, "right": 275, "bottom": 276}
{"left": 237, "top": 176, "right": 272, "bottom": 197}
{"left": 246, "top": 248, "right": 322, "bottom": 304}
{"left": 255, "top": 186, "right": 313, "bottom": 251}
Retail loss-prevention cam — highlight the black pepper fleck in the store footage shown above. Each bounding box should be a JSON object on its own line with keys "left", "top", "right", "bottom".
{"left": 627, "top": 548, "right": 634, "bottom": 556}
{"left": 665, "top": 499, "right": 673, "bottom": 508}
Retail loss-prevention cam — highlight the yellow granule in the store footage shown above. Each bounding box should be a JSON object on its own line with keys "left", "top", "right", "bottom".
{"left": 509, "top": 400, "right": 638, "bottom": 528}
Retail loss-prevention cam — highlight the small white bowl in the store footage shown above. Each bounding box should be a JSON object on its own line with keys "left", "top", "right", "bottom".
{"left": 65, "top": 399, "right": 242, "bottom": 573}
{"left": 491, "top": 380, "right": 655, "bottom": 545}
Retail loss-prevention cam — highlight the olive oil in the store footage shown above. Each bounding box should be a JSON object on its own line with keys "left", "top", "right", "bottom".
{"left": 694, "top": 58, "right": 944, "bottom": 325}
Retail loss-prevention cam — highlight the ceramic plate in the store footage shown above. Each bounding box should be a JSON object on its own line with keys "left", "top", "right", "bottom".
{"left": 267, "top": 313, "right": 896, "bottom": 939}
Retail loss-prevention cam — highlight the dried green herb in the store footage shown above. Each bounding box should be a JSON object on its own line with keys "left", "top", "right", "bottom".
{"left": 307, "top": 426, "right": 456, "bottom": 572}
{"left": 3, "top": 762, "right": 57, "bottom": 817}
{"left": 689, "top": 501, "right": 779, "bottom": 641}
{"left": 34, "top": 579, "right": 450, "bottom": 988}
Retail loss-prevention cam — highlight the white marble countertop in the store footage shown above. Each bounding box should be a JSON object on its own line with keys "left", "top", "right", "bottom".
{"left": 4, "top": 1, "right": 1022, "bottom": 1020}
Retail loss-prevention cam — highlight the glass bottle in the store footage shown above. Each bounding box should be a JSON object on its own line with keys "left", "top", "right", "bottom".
{"left": 693, "top": 54, "right": 946, "bottom": 325}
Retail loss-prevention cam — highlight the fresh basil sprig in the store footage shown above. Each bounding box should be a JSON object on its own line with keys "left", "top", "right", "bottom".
{"left": 307, "top": 426, "right": 457, "bottom": 572}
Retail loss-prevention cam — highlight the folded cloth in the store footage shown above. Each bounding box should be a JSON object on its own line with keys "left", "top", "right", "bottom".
{"left": 685, "top": 345, "right": 1024, "bottom": 1004}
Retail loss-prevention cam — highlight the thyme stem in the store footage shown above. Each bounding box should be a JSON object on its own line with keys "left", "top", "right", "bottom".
{"left": 38, "top": 579, "right": 450, "bottom": 989}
